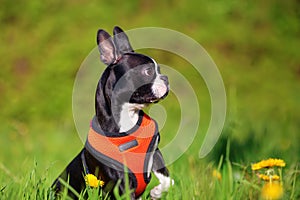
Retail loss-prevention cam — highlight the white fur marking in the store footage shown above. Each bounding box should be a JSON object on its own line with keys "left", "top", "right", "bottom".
{"left": 119, "top": 103, "right": 145, "bottom": 132}
{"left": 151, "top": 59, "right": 168, "bottom": 99}
{"left": 150, "top": 172, "right": 174, "bottom": 199}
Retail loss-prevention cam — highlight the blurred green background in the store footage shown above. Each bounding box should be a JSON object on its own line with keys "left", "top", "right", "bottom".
{"left": 0, "top": 0, "right": 299, "bottom": 181}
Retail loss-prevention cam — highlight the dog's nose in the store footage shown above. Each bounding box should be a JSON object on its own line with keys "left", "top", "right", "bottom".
{"left": 160, "top": 75, "right": 169, "bottom": 85}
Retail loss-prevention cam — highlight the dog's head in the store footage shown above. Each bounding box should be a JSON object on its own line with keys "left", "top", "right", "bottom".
{"left": 96, "top": 26, "right": 169, "bottom": 109}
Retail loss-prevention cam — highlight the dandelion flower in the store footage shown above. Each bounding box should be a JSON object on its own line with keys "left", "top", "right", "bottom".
{"left": 85, "top": 174, "right": 105, "bottom": 188}
{"left": 258, "top": 174, "right": 280, "bottom": 181}
{"left": 261, "top": 182, "right": 283, "bottom": 200}
{"left": 212, "top": 169, "right": 222, "bottom": 180}
{"left": 251, "top": 158, "right": 286, "bottom": 171}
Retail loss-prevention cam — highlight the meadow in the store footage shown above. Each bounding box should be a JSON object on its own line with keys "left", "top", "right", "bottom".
{"left": 1, "top": 0, "right": 299, "bottom": 199}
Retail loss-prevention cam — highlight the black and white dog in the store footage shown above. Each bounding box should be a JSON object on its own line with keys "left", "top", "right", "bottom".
{"left": 52, "top": 26, "right": 174, "bottom": 199}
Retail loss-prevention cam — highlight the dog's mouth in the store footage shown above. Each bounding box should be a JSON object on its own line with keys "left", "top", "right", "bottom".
{"left": 129, "top": 87, "right": 169, "bottom": 105}
{"left": 150, "top": 89, "right": 169, "bottom": 103}
{"left": 144, "top": 88, "right": 169, "bottom": 105}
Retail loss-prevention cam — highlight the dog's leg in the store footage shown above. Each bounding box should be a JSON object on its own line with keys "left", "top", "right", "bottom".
{"left": 150, "top": 150, "right": 174, "bottom": 199}
{"left": 150, "top": 171, "right": 174, "bottom": 199}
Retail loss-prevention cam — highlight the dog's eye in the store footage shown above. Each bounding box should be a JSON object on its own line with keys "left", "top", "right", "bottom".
{"left": 144, "top": 67, "right": 154, "bottom": 76}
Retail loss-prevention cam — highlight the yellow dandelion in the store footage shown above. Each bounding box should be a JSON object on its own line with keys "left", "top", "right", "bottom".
{"left": 258, "top": 174, "right": 280, "bottom": 181}
{"left": 261, "top": 182, "right": 283, "bottom": 200}
{"left": 84, "top": 174, "right": 105, "bottom": 188}
{"left": 212, "top": 169, "right": 222, "bottom": 180}
{"left": 251, "top": 158, "right": 286, "bottom": 171}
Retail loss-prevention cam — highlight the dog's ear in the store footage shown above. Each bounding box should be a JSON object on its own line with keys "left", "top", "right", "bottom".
{"left": 113, "top": 26, "right": 134, "bottom": 55}
{"left": 97, "top": 29, "right": 118, "bottom": 65}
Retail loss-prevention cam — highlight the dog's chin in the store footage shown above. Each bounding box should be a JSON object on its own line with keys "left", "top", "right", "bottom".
{"left": 151, "top": 90, "right": 169, "bottom": 103}
{"left": 146, "top": 89, "right": 169, "bottom": 104}
{"left": 129, "top": 91, "right": 169, "bottom": 105}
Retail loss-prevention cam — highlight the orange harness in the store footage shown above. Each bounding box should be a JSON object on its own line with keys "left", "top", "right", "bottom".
{"left": 85, "top": 112, "right": 159, "bottom": 197}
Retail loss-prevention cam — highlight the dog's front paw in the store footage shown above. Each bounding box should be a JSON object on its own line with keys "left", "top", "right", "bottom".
{"left": 150, "top": 172, "right": 174, "bottom": 199}
{"left": 150, "top": 184, "right": 163, "bottom": 199}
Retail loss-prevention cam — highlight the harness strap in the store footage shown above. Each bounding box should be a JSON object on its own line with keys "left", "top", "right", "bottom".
{"left": 85, "top": 113, "right": 159, "bottom": 197}
{"left": 81, "top": 151, "right": 90, "bottom": 175}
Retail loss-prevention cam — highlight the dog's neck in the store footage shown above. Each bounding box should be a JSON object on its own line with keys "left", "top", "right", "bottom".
{"left": 96, "top": 97, "right": 146, "bottom": 133}
{"left": 119, "top": 103, "right": 146, "bottom": 132}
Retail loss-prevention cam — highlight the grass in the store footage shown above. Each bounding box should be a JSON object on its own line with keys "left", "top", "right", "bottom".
{"left": 1, "top": 0, "right": 300, "bottom": 199}
{"left": 1, "top": 146, "right": 299, "bottom": 199}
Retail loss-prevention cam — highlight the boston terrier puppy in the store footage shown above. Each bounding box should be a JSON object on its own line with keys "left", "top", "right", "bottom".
{"left": 52, "top": 26, "right": 174, "bottom": 199}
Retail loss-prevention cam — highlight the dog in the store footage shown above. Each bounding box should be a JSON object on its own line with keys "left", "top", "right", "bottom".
{"left": 52, "top": 26, "right": 174, "bottom": 199}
